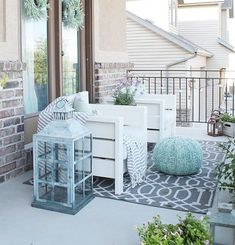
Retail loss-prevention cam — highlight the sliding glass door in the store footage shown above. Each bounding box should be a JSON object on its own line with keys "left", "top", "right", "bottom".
{"left": 62, "top": 25, "right": 81, "bottom": 95}
{"left": 21, "top": 8, "right": 48, "bottom": 114}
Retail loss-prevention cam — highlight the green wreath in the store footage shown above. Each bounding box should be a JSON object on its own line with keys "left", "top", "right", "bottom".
{"left": 62, "top": 0, "right": 84, "bottom": 29}
{"left": 23, "top": 0, "right": 48, "bottom": 21}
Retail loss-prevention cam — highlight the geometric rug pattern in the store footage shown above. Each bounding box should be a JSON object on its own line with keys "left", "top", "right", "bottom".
{"left": 93, "top": 141, "right": 225, "bottom": 214}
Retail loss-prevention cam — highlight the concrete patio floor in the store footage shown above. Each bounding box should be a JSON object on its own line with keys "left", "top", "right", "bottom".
{"left": 0, "top": 125, "right": 234, "bottom": 245}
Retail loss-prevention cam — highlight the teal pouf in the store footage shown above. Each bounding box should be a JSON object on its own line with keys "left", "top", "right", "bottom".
{"left": 153, "top": 137, "right": 203, "bottom": 175}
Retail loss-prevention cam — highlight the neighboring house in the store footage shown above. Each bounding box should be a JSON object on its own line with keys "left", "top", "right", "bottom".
{"left": 126, "top": 0, "right": 182, "bottom": 34}
{"left": 178, "top": 0, "right": 235, "bottom": 70}
{"left": 126, "top": 11, "right": 214, "bottom": 122}
{"left": 126, "top": 11, "right": 212, "bottom": 71}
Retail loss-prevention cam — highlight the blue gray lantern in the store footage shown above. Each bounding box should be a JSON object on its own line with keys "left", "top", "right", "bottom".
{"left": 32, "top": 99, "right": 93, "bottom": 214}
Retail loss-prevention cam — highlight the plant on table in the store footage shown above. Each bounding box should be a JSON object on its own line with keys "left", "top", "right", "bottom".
{"left": 138, "top": 213, "right": 212, "bottom": 245}
{"left": 216, "top": 139, "right": 235, "bottom": 204}
{"left": 220, "top": 113, "right": 235, "bottom": 123}
{"left": 112, "top": 78, "right": 146, "bottom": 106}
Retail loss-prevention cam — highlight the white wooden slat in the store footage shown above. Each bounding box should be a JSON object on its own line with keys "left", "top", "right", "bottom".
{"left": 87, "top": 121, "right": 115, "bottom": 139}
{"left": 147, "top": 130, "right": 160, "bottom": 143}
{"left": 90, "top": 104, "right": 146, "bottom": 129}
{"left": 93, "top": 158, "right": 115, "bottom": 179}
{"left": 147, "top": 115, "right": 161, "bottom": 129}
{"left": 93, "top": 139, "right": 115, "bottom": 159}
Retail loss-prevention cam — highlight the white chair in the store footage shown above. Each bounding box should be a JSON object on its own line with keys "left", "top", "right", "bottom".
{"left": 87, "top": 104, "right": 147, "bottom": 195}
{"left": 103, "top": 94, "right": 176, "bottom": 143}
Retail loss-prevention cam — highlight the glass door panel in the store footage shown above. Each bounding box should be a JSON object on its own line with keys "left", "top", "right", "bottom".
{"left": 22, "top": 7, "right": 48, "bottom": 114}
{"left": 62, "top": 25, "right": 81, "bottom": 96}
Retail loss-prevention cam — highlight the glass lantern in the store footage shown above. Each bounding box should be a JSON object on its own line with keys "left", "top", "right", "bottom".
{"left": 32, "top": 99, "right": 93, "bottom": 214}
{"left": 207, "top": 118, "right": 223, "bottom": 137}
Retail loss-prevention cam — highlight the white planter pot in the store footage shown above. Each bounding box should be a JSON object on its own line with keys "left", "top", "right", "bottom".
{"left": 223, "top": 122, "right": 235, "bottom": 137}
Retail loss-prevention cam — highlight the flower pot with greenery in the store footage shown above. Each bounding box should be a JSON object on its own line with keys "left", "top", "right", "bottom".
{"left": 138, "top": 213, "right": 212, "bottom": 245}
{"left": 220, "top": 113, "right": 235, "bottom": 137}
{"left": 216, "top": 139, "right": 235, "bottom": 210}
{"left": 112, "top": 78, "right": 146, "bottom": 106}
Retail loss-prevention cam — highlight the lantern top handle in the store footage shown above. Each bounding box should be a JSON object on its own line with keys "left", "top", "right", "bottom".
{"left": 53, "top": 98, "right": 74, "bottom": 113}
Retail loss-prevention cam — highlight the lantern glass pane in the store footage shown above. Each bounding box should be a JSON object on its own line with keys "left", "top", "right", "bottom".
{"left": 38, "top": 160, "right": 53, "bottom": 182}
{"left": 74, "top": 156, "right": 92, "bottom": 184}
{"left": 84, "top": 135, "right": 92, "bottom": 155}
{"left": 74, "top": 138, "right": 84, "bottom": 161}
{"left": 74, "top": 175, "right": 92, "bottom": 205}
{"left": 37, "top": 141, "right": 52, "bottom": 159}
{"left": 54, "top": 143, "right": 68, "bottom": 164}
{"left": 38, "top": 183, "right": 68, "bottom": 204}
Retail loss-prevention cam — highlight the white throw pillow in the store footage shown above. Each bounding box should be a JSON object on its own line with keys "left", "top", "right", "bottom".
{"left": 73, "top": 91, "right": 92, "bottom": 114}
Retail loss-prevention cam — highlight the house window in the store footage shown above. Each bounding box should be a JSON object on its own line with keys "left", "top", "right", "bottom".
{"left": 169, "top": 0, "right": 177, "bottom": 27}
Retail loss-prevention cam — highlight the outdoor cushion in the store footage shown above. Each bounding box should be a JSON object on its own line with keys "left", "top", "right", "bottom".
{"left": 153, "top": 136, "right": 203, "bottom": 175}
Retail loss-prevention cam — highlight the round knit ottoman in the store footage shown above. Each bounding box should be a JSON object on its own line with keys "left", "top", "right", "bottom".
{"left": 153, "top": 137, "right": 203, "bottom": 175}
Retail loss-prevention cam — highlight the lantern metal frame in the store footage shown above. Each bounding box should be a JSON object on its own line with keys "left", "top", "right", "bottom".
{"left": 32, "top": 100, "right": 94, "bottom": 215}
{"left": 207, "top": 117, "right": 223, "bottom": 137}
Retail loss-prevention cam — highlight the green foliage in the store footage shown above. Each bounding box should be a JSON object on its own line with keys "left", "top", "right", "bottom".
{"left": 23, "top": 0, "right": 48, "bottom": 21}
{"left": 216, "top": 139, "right": 235, "bottom": 201}
{"left": 138, "top": 213, "right": 212, "bottom": 245}
{"left": 178, "top": 213, "right": 212, "bottom": 245}
{"left": 114, "top": 90, "right": 136, "bottom": 106}
{"left": 0, "top": 73, "right": 9, "bottom": 89}
{"left": 34, "top": 39, "right": 47, "bottom": 84}
{"left": 62, "top": 0, "right": 84, "bottom": 29}
{"left": 220, "top": 113, "right": 235, "bottom": 123}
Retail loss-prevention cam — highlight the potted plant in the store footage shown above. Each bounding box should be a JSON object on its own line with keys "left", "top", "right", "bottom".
{"left": 220, "top": 113, "right": 235, "bottom": 137}
{"left": 138, "top": 213, "right": 212, "bottom": 245}
{"left": 216, "top": 139, "right": 235, "bottom": 210}
{"left": 112, "top": 78, "right": 146, "bottom": 106}
{"left": 0, "top": 73, "right": 8, "bottom": 90}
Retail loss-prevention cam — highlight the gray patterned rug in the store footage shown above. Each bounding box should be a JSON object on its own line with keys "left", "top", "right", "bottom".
{"left": 24, "top": 141, "right": 225, "bottom": 214}
{"left": 93, "top": 141, "right": 225, "bottom": 214}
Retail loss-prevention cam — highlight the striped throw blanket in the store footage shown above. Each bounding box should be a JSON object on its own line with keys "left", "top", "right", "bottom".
{"left": 37, "top": 96, "right": 146, "bottom": 188}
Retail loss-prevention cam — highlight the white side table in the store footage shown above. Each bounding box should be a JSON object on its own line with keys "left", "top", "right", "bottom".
{"left": 209, "top": 210, "right": 235, "bottom": 245}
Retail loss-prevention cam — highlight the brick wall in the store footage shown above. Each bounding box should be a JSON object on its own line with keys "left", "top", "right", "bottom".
{"left": 94, "top": 62, "right": 134, "bottom": 103}
{"left": 0, "top": 60, "right": 30, "bottom": 184}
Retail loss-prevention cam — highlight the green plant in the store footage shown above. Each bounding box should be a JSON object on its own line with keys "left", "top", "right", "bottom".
{"left": 220, "top": 113, "right": 235, "bottom": 123}
{"left": 178, "top": 213, "right": 212, "bottom": 245}
{"left": 34, "top": 39, "right": 47, "bottom": 84}
{"left": 62, "top": 0, "right": 84, "bottom": 29}
{"left": 23, "top": 0, "right": 48, "bottom": 21}
{"left": 113, "top": 78, "right": 145, "bottom": 106}
{"left": 216, "top": 139, "right": 235, "bottom": 202}
{"left": 138, "top": 213, "right": 212, "bottom": 245}
{"left": 114, "top": 90, "right": 136, "bottom": 106}
{"left": 0, "top": 73, "right": 9, "bottom": 89}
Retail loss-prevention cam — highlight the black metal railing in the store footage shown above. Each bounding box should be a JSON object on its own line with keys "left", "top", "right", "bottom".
{"left": 127, "top": 69, "right": 235, "bottom": 123}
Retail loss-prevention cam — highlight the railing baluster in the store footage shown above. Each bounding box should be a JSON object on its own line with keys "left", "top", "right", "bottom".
{"left": 192, "top": 78, "right": 194, "bottom": 122}
{"left": 233, "top": 81, "right": 235, "bottom": 116}
{"left": 148, "top": 77, "right": 150, "bottom": 94}
{"left": 199, "top": 78, "right": 201, "bottom": 123}
{"left": 225, "top": 80, "right": 228, "bottom": 113}
{"left": 186, "top": 78, "right": 188, "bottom": 123}
{"left": 167, "top": 77, "right": 169, "bottom": 95}
{"left": 173, "top": 77, "right": 175, "bottom": 95}
{"left": 179, "top": 77, "right": 182, "bottom": 123}
{"left": 154, "top": 77, "right": 157, "bottom": 94}
{"left": 212, "top": 78, "right": 214, "bottom": 112}
{"left": 205, "top": 71, "right": 208, "bottom": 122}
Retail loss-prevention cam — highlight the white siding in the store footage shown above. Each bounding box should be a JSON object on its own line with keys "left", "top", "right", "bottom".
{"left": 178, "top": 5, "right": 232, "bottom": 69}
{"left": 127, "top": 17, "right": 190, "bottom": 70}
